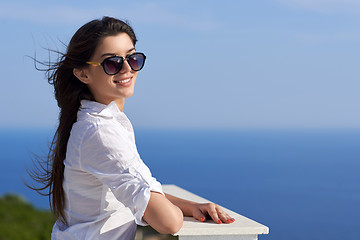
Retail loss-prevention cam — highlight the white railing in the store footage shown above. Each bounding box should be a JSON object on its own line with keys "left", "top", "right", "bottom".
{"left": 136, "top": 184, "right": 269, "bottom": 240}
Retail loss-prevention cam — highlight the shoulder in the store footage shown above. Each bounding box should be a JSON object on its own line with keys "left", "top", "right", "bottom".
{"left": 72, "top": 116, "right": 132, "bottom": 155}
{"left": 71, "top": 116, "right": 125, "bottom": 145}
{"left": 72, "top": 118, "right": 138, "bottom": 171}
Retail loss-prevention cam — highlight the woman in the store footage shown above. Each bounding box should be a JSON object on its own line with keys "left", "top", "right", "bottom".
{"left": 30, "top": 16, "right": 234, "bottom": 239}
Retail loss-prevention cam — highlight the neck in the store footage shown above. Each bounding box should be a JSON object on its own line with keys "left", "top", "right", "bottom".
{"left": 114, "top": 98, "right": 125, "bottom": 112}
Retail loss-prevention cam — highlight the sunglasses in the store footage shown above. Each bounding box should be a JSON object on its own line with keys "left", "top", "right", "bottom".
{"left": 86, "top": 52, "right": 146, "bottom": 75}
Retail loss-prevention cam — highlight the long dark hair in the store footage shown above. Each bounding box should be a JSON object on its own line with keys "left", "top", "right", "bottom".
{"left": 28, "top": 16, "right": 137, "bottom": 223}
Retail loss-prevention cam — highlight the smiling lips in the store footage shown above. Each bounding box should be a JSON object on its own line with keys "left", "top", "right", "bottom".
{"left": 113, "top": 77, "right": 132, "bottom": 86}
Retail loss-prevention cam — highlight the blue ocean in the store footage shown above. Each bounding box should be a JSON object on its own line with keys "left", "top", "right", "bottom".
{"left": 1, "top": 128, "right": 359, "bottom": 240}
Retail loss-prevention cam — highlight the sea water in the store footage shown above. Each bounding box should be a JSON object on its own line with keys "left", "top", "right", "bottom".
{"left": 0, "top": 127, "right": 359, "bottom": 240}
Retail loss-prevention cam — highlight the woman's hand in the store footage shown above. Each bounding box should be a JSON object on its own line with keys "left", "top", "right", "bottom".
{"left": 190, "top": 202, "right": 235, "bottom": 224}
{"left": 165, "top": 194, "right": 235, "bottom": 224}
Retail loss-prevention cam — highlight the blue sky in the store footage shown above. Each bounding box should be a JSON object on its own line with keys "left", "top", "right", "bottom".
{"left": 0, "top": 0, "right": 359, "bottom": 129}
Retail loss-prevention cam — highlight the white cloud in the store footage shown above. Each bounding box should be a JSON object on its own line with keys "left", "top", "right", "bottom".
{"left": 0, "top": 3, "right": 102, "bottom": 25}
{"left": 276, "top": 0, "right": 360, "bottom": 14}
{"left": 0, "top": 2, "right": 220, "bottom": 31}
{"left": 292, "top": 31, "right": 360, "bottom": 44}
{"left": 124, "top": 2, "right": 221, "bottom": 31}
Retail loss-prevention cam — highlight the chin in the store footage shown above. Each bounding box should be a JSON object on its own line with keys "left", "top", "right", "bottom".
{"left": 123, "top": 91, "right": 135, "bottom": 99}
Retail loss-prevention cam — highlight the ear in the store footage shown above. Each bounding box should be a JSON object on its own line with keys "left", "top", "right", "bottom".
{"left": 73, "top": 68, "right": 90, "bottom": 84}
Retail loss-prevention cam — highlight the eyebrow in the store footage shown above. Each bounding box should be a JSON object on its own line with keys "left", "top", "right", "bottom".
{"left": 100, "top": 47, "right": 136, "bottom": 58}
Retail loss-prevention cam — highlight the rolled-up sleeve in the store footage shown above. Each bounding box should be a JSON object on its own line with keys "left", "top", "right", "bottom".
{"left": 78, "top": 122, "right": 163, "bottom": 225}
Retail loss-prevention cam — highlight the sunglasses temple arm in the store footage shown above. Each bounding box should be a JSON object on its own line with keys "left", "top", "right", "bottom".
{"left": 86, "top": 61, "right": 101, "bottom": 66}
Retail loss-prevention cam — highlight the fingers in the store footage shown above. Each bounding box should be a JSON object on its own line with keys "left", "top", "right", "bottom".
{"left": 206, "top": 203, "right": 222, "bottom": 224}
{"left": 218, "top": 210, "right": 235, "bottom": 224}
{"left": 192, "top": 208, "right": 206, "bottom": 222}
{"left": 196, "top": 203, "right": 235, "bottom": 224}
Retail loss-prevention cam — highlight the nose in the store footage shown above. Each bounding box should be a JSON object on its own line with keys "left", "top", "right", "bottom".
{"left": 119, "top": 59, "right": 132, "bottom": 73}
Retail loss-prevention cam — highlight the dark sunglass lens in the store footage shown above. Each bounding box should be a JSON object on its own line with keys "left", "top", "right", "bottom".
{"left": 128, "top": 53, "right": 145, "bottom": 71}
{"left": 104, "top": 57, "right": 123, "bottom": 75}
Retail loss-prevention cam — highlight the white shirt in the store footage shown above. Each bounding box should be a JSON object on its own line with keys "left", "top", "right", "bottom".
{"left": 51, "top": 100, "right": 164, "bottom": 240}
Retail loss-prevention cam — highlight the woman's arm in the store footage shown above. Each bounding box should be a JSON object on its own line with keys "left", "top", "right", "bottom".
{"left": 143, "top": 191, "right": 183, "bottom": 234}
{"left": 165, "top": 193, "right": 235, "bottom": 224}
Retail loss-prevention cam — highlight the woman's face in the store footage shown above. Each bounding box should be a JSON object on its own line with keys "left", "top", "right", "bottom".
{"left": 77, "top": 33, "right": 138, "bottom": 109}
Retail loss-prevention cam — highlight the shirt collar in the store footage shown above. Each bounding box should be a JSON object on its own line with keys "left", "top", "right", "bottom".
{"left": 79, "top": 100, "right": 124, "bottom": 119}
